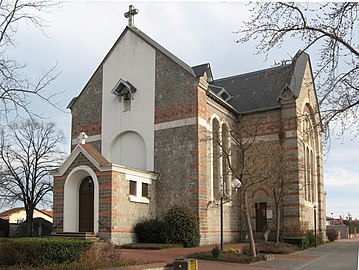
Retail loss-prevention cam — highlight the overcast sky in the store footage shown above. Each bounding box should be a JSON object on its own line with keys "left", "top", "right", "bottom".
{"left": 7, "top": 1, "right": 359, "bottom": 220}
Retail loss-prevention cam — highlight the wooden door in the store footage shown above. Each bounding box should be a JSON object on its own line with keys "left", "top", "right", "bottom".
{"left": 79, "top": 176, "right": 94, "bottom": 232}
{"left": 255, "top": 202, "right": 267, "bottom": 232}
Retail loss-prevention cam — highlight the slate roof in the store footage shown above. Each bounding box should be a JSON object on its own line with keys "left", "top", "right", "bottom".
{"left": 191, "top": 63, "right": 213, "bottom": 82}
{"left": 209, "top": 50, "right": 310, "bottom": 114}
{"left": 210, "top": 65, "right": 292, "bottom": 113}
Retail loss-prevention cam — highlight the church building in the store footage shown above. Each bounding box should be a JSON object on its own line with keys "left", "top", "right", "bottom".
{"left": 52, "top": 11, "right": 326, "bottom": 245}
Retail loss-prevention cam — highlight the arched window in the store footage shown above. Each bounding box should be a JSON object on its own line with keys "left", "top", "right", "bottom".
{"left": 303, "top": 143, "right": 307, "bottom": 200}
{"left": 306, "top": 146, "right": 311, "bottom": 201}
{"left": 222, "top": 123, "right": 230, "bottom": 196}
{"left": 212, "top": 118, "right": 220, "bottom": 199}
{"left": 311, "top": 150, "right": 315, "bottom": 202}
{"left": 302, "top": 108, "right": 317, "bottom": 203}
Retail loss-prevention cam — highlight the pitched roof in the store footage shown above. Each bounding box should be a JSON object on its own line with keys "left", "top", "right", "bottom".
{"left": 0, "top": 207, "right": 53, "bottom": 220}
{"left": 80, "top": 144, "right": 110, "bottom": 166}
{"left": 209, "top": 51, "right": 311, "bottom": 114}
{"left": 68, "top": 26, "right": 198, "bottom": 110}
{"left": 0, "top": 207, "right": 23, "bottom": 220}
{"left": 210, "top": 64, "right": 292, "bottom": 113}
{"left": 191, "top": 63, "right": 213, "bottom": 82}
{"left": 38, "top": 209, "right": 53, "bottom": 218}
{"left": 51, "top": 143, "right": 111, "bottom": 177}
{"left": 129, "top": 27, "right": 195, "bottom": 76}
{"left": 67, "top": 24, "right": 313, "bottom": 116}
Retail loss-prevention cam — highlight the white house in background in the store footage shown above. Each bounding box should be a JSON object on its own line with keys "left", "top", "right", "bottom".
{"left": 0, "top": 207, "right": 53, "bottom": 224}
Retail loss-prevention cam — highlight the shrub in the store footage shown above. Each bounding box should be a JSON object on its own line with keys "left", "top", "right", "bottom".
{"left": 0, "top": 238, "right": 40, "bottom": 266}
{"left": 189, "top": 250, "right": 269, "bottom": 264}
{"left": 0, "top": 218, "right": 9, "bottom": 237}
{"left": 79, "top": 241, "right": 123, "bottom": 267}
{"left": 256, "top": 241, "right": 299, "bottom": 254}
{"left": 163, "top": 205, "right": 200, "bottom": 247}
{"left": 134, "top": 218, "right": 165, "bottom": 243}
{"left": 0, "top": 238, "right": 92, "bottom": 266}
{"left": 15, "top": 217, "right": 53, "bottom": 237}
{"left": 211, "top": 245, "right": 221, "bottom": 258}
{"left": 223, "top": 247, "right": 240, "bottom": 254}
{"left": 327, "top": 228, "right": 339, "bottom": 241}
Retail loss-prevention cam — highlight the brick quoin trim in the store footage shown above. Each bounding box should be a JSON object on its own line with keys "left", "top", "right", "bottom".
{"left": 155, "top": 102, "right": 197, "bottom": 124}
{"left": 190, "top": 188, "right": 208, "bottom": 193}
{"left": 99, "top": 198, "right": 120, "bottom": 203}
{"left": 99, "top": 183, "right": 120, "bottom": 189}
{"left": 100, "top": 211, "right": 122, "bottom": 217}
{"left": 71, "top": 120, "right": 101, "bottom": 138}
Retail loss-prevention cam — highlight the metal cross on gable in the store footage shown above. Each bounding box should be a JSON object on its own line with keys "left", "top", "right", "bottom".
{"left": 124, "top": 5, "right": 139, "bottom": 26}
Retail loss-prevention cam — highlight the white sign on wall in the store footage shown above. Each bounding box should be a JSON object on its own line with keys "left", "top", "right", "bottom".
{"left": 266, "top": 209, "right": 273, "bottom": 219}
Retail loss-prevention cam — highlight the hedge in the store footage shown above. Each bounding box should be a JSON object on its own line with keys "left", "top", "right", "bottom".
{"left": 0, "top": 238, "right": 93, "bottom": 266}
{"left": 134, "top": 219, "right": 165, "bottom": 243}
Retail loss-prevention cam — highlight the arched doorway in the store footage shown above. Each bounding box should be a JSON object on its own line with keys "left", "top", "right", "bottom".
{"left": 79, "top": 176, "right": 94, "bottom": 232}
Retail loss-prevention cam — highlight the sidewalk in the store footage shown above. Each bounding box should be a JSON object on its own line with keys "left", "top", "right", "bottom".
{"left": 115, "top": 237, "right": 359, "bottom": 270}
{"left": 255, "top": 237, "right": 359, "bottom": 269}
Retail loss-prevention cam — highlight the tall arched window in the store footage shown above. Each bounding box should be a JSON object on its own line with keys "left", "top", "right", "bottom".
{"left": 302, "top": 108, "right": 317, "bottom": 203}
{"left": 303, "top": 143, "right": 307, "bottom": 200}
{"left": 311, "top": 150, "right": 315, "bottom": 202}
{"left": 212, "top": 118, "right": 220, "bottom": 199}
{"left": 307, "top": 146, "right": 312, "bottom": 201}
{"left": 222, "top": 123, "right": 230, "bottom": 196}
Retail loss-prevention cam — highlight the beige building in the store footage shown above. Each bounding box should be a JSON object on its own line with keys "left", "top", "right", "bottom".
{"left": 52, "top": 25, "right": 325, "bottom": 245}
{"left": 0, "top": 207, "right": 53, "bottom": 224}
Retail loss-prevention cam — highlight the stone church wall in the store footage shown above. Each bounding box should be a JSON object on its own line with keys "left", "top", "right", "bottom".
{"left": 70, "top": 67, "right": 103, "bottom": 152}
{"left": 101, "top": 171, "right": 156, "bottom": 244}
{"left": 240, "top": 105, "right": 303, "bottom": 238}
{"left": 294, "top": 62, "right": 325, "bottom": 233}
{"left": 197, "top": 91, "right": 241, "bottom": 245}
{"left": 154, "top": 50, "right": 200, "bottom": 219}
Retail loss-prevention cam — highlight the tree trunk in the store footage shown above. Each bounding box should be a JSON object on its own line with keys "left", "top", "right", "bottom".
{"left": 26, "top": 207, "right": 34, "bottom": 237}
{"left": 243, "top": 191, "right": 256, "bottom": 257}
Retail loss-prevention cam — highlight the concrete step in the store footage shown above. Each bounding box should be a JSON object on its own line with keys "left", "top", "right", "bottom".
{"left": 49, "top": 232, "right": 100, "bottom": 241}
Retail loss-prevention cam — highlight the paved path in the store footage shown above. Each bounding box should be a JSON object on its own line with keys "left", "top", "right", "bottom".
{"left": 255, "top": 238, "right": 359, "bottom": 270}
{"left": 120, "top": 243, "right": 248, "bottom": 264}
{"left": 116, "top": 238, "right": 359, "bottom": 270}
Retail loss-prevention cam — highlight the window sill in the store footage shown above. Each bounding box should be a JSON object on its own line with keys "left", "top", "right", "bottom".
{"left": 129, "top": 195, "right": 149, "bottom": 204}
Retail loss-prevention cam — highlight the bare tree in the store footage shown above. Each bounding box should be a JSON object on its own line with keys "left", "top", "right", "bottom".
{"left": 0, "top": 119, "right": 65, "bottom": 236}
{"left": 0, "top": 0, "right": 60, "bottom": 120}
{"left": 214, "top": 119, "right": 276, "bottom": 257}
{"left": 269, "top": 144, "right": 289, "bottom": 243}
{"left": 238, "top": 2, "right": 359, "bottom": 139}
